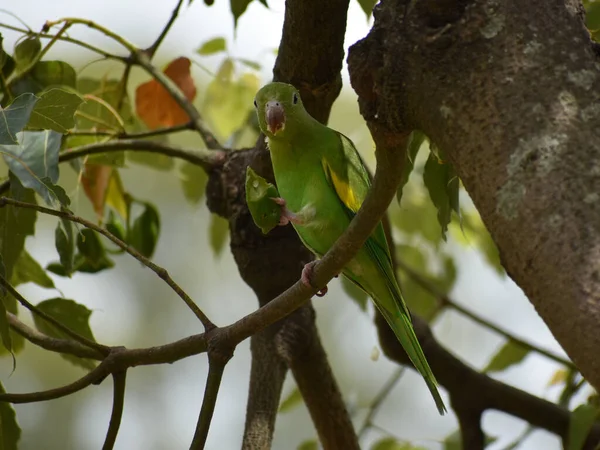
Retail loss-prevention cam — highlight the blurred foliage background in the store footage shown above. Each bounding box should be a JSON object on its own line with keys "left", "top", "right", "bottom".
{"left": 1, "top": 0, "right": 599, "bottom": 449}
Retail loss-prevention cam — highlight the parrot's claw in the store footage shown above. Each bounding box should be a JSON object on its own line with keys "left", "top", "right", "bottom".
{"left": 271, "top": 197, "right": 304, "bottom": 226}
{"left": 301, "top": 262, "right": 328, "bottom": 297}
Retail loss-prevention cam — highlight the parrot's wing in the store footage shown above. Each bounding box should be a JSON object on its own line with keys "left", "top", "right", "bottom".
{"left": 321, "top": 133, "right": 408, "bottom": 308}
{"left": 321, "top": 132, "right": 390, "bottom": 254}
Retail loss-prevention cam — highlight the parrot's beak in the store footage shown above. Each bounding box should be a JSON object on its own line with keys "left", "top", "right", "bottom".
{"left": 265, "top": 101, "right": 285, "bottom": 135}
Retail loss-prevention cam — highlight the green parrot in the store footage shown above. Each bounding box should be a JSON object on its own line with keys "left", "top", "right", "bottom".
{"left": 253, "top": 82, "right": 446, "bottom": 414}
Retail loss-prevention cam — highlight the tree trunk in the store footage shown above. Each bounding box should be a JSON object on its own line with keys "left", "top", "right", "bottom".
{"left": 348, "top": 0, "right": 600, "bottom": 388}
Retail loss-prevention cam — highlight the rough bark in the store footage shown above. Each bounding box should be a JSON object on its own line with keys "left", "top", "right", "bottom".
{"left": 348, "top": 0, "right": 600, "bottom": 389}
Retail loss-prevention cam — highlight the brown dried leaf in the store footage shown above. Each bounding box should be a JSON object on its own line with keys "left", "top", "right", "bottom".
{"left": 135, "top": 57, "right": 197, "bottom": 129}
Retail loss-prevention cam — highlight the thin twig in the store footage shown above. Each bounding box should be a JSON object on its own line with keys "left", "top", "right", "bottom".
{"left": 0, "top": 22, "right": 127, "bottom": 60}
{"left": 0, "top": 197, "right": 216, "bottom": 331}
{"left": 0, "top": 274, "right": 109, "bottom": 354}
{"left": 190, "top": 357, "right": 230, "bottom": 449}
{"left": 116, "top": 64, "right": 131, "bottom": 112}
{"left": 67, "top": 121, "right": 194, "bottom": 139}
{"left": 131, "top": 50, "right": 223, "bottom": 150}
{"left": 358, "top": 368, "right": 405, "bottom": 438}
{"left": 61, "top": 139, "right": 226, "bottom": 169}
{"left": 0, "top": 358, "right": 111, "bottom": 403}
{"left": 145, "top": 0, "right": 184, "bottom": 58}
{"left": 43, "top": 17, "right": 137, "bottom": 52}
{"left": 102, "top": 371, "right": 127, "bottom": 450}
{"left": 0, "top": 139, "right": 226, "bottom": 197}
{"left": 7, "top": 312, "right": 103, "bottom": 360}
{"left": 396, "top": 259, "right": 576, "bottom": 369}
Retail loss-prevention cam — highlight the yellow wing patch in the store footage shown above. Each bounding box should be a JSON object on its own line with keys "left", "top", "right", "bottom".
{"left": 322, "top": 159, "right": 362, "bottom": 213}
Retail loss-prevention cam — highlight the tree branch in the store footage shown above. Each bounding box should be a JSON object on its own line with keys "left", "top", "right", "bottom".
{"left": 102, "top": 371, "right": 127, "bottom": 450}
{"left": 0, "top": 357, "right": 112, "bottom": 403}
{"left": 374, "top": 313, "right": 600, "bottom": 448}
{"left": 190, "top": 349, "right": 232, "bottom": 450}
{"left": 396, "top": 259, "right": 576, "bottom": 370}
{"left": 0, "top": 274, "right": 109, "bottom": 354}
{"left": 144, "top": 0, "right": 184, "bottom": 58}
{"left": 0, "top": 197, "right": 216, "bottom": 330}
{"left": 0, "top": 22, "right": 127, "bottom": 61}
{"left": 61, "top": 139, "right": 227, "bottom": 170}
{"left": 7, "top": 312, "right": 103, "bottom": 360}
{"left": 242, "top": 325, "right": 288, "bottom": 450}
{"left": 358, "top": 368, "right": 405, "bottom": 438}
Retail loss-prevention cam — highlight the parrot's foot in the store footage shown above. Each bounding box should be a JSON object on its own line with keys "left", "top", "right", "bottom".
{"left": 270, "top": 197, "right": 305, "bottom": 226}
{"left": 301, "top": 261, "right": 328, "bottom": 297}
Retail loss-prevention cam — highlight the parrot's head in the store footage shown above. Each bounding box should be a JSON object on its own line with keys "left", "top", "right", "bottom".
{"left": 254, "top": 82, "right": 306, "bottom": 140}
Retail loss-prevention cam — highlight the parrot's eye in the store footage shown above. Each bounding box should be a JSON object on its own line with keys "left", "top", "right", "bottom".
{"left": 253, "top": 99, "right": 258, "bottom": 108}
{"left": 292, "top": 92, "right": 298, "bottom": 105}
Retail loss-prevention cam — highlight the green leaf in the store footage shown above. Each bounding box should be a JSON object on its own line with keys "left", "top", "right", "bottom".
{"left": 586, "top": 2, "right": 600, "bottom": 42}
{"left": 297, "top": 440, "right": 318, "bottom": 450}
{"left": 484, "top": 340, "right": 530, "bottom": 373}
{"left": 0, "top": 35, "right": 16, "bottom": 79}
{"left": 396, "top": 130, "right": 425, "bottom": 205}
{"left": 13, "top": 36, "right": 41, "bottom": 68}
{"left": 568, "top": 404, "right": 600, "bottom": 450}
{"left": 196, "top": 37, "right": 227, "bottom": 55}
{"left": 129, "top": 202, "right": 160, "bottom": 258}
{"left": 40, "top": 178, "right": 71, "bottom": 207}
{"left": 11, "top": 250, "right": 54, "bottom": 288}
{"left": 340, "top": 276, "right": 368, "bottom": 311}
{"left": 0, "top": 176, "right": 37, "bottom": 277}
{"left": 423, "top": 147, "right": 459, "bottom": 240}
{"left": 180, "top": 161, "right": 207, "bottom": 204}
{"left": 396, "top": 244, "right": 438, "bottom": 321}
{"left": 451, "top": 212, "right": 503, "bottom": 275}
{"left": 74, "top": 229, "right": 115, "bottom": 273}
{"left": 245, "top": 166, "right": 280, "bottom": 234}
{"left": 77, "top": 229, "right": 105, "bottom": 264}
{"left": 106, "top": 210, "right": 126, "bottom": 242}
{"left": 0, "top": 381, "right": 21, "bottom": 450}
{"left": 230, "top": 0, "right": 253, "bottom": 27}
{"left": 443, "top": 430, "right": 497, "bottom": 450}
{"left": 393, "top": 193, "right": 444, "bottom": 245}
{"left": 11, "top": 60, "right": 77, "bottom": 96}
{"left": 357, "top": 0, "right": 377, "bottom": 18}
{"left": 279, "top": 387, "right": 303, "bottom": 413}
{"left": 0, "top": 93, "right": 39, "bottom": 145}
{"left": 209, "top": 213, "right": 228, "bottom": 256}
{"left": 0, "top": 130, "right": 62, "bottom": 205}
{"left": 371, "top": 437, "right": 427, "bottom": 450}
{"left": 203, "top": 59, "right": 260, "bottom": 140}
{"left": 28, "top": 87, "right": 84, "bottom": 132}
{"left": 54, "top": 219, "right": 75, "bottom": 276}
{"left": 236, "top": 58, "right": 261, "bottom": 71}
{"left": 32, "top": 298, "right": 97, "bottom": 370}
{"left": 66, "top": 77, "right": 133, "bottom": 167}
{"left": 0, "top": 177, "right": 36, "bottom": 354}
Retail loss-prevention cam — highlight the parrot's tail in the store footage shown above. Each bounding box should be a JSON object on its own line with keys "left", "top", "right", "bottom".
{"left": 379, "top": 307, "right": 447, "bottom": 415}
